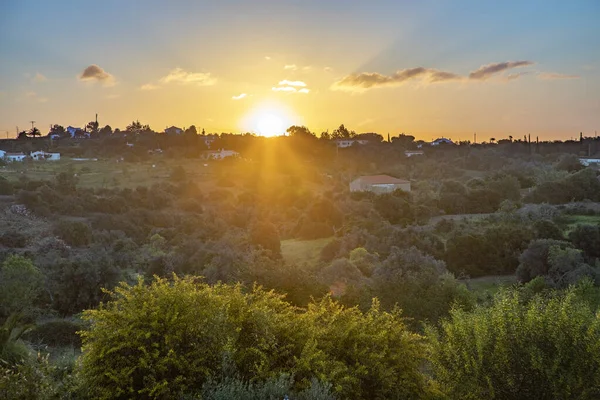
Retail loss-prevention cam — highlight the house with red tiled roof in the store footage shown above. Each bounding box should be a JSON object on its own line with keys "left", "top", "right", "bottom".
{"left": 349, "top": 175, "right": 411, "bottom": 194}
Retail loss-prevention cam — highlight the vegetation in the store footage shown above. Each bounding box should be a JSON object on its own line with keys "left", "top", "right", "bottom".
{"left": 1, "top": 129, "right": 600, "bottom": 398}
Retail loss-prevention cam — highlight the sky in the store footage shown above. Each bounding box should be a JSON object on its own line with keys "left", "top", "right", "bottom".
{"left": 1, "top": 0, "right": 599, "bottom": 141}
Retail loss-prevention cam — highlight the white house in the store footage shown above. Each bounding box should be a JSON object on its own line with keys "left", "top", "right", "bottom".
{"left": 579, "top": 158, "right": 600, "bottom": 167}
{"left": 4, "top": 152, "right": 26, "bottom": 162}
{"left": 30, "top": 151, "right": 60, "bottom": 161}
{"left": 430, "top": 138, "right": 454, "bottom": 146}
{"left": 350, "top": 175, "right": 411, "bottom": 194}
{"left": 164, "top": 126, "right": 183, "bottom": 135}
{"left": 335, "top": 139, "right": 369, "bottom": 148}
{"left": 206, "top": 149, "right": 239, "bottom": 160}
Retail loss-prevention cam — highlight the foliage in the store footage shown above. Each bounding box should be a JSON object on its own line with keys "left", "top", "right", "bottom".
{"left": 428, "top": 286, "right": 600, "bottom": 399}
{"left": 0, "top": 256, "right": 43, "bottom": 318}
{"left": 79, "top": 276, "right": 433, "bottom": 399}
{"left": 53, "top": 220, "right": 92, "bottom": 247}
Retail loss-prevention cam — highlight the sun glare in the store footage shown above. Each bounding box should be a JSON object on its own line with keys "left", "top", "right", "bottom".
{"left": 242, "top": 102, "right": 299, "bottom": 137}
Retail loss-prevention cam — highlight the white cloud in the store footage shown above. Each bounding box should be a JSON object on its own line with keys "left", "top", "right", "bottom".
{"left": 283, "top": 64, "right": 297, "bottom": 71}
{"left": 278, "top": 80, "right": 307, "bottom": 87}
{"left": 232, "top": 93, "right": 247, "bottom": 100}
{"left": 159, "top": 68, "right": 217, "bottom": 86}
{"left": 265, "top": 56, "right": 271, "bottom": 60}
{"left": 25, "top": 91, "right": 48, "bottom": 103}
{"left": 140, "top": 83, "right": 160, "bottom": 90}
{"left": 298, "top": 88, "right": 310, "bottom": 94}
{"left": 272, "top": 86, "right": 297, "bottom": 92}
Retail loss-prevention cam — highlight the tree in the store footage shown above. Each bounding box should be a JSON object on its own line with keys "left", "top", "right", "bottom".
{"left": 49, "top": 124, "right": 65, "bottom": 136}
{"left": 184, "top": 125, "right": 198, "bottom": 136}
{"left": 427, "top": 286, "right": 600, "bottom": 399}
{"left": 0, "top": 256, "right": 43, "bottom": 318}
{"left": 17, "top": 131, "right": 28, "bottom": 140}
{"left": 332, "top": 124, "right": 351, "bottom": 139}
{"left": 286, "top": 125, "right": 315, "bottom": 138}
{"left": 98, "top": 125, "right": 112, "bottom": 136}
{"left": 28, "top": 127, "right": 41, "bottom": 138}
{"left": 86, "top": 120, "right": 99, "bottom": 134}
{"left": 249, "top": 221, "right": 281, "bottom": 256}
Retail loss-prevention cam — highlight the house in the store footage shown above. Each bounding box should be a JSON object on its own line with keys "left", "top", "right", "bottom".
{"left": 430, "top": 137, "right": 454, "bottom": 146}
{"left": 335, "top": 139, "right": 369, "bottom": 148}
{"left": 30, "top": 151, "right": 60, "bottom": 161}
{"left": 164, "top": 126, "right": 183, "bottom": 135}
{"left": 405, "top": 150, "right": 424, "bottom": 157}
{"left": 349, "top": 175, "right": 411, "bottom": 194}
{"left": 4, "top": 152, "right": 26, "bottom": 162}
{"left": 66, "top": 126, "right": 90, "bottom": 139}
{"left": 205, "top": 149, "right": 239, "bottom": 160}
{"left": 579, "top": 158, "right": 600, "bottom": 167}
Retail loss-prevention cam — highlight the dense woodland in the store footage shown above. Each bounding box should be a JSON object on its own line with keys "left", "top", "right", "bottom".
{"left": 1, "top": 126, "right": 600, "bottom": 399}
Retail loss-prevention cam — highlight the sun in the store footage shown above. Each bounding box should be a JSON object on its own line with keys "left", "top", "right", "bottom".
{"left": 256, "top": 113, "right": 284, "bottom": 137}
{"left": 241, "top": 102, "right": 299, "bottom": 137}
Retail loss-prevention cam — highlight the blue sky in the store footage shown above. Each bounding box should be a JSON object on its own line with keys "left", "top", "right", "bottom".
{"left": 1, "top": 0, "right": 598, "bottom": 139}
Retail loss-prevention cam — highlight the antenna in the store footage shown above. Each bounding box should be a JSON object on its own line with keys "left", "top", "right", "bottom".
{"left": 30, "top": 120, "right": 36, "bottom": 129}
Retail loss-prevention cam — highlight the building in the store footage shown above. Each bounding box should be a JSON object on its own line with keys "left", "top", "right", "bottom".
{"left": 430, "top": 137, "right": 454, "bottom": 146}
{"left": 164, "top": 126, "right": 183, "bottom": 135}
{"left": 205, "top": 149, "right": 239, "bottom": 160}
{"left": 349, "top": 175, "right": 411, "bottom": 194}
{"left": 579, "top": 158, "right": 600, "bottom": 167}
{"left": 405, "top": 150, "right": 424, "bottom": 157}
{"left": 335, "top": 139, "right": 369, "bottom": 148}
{"left": 201, "top": 134, "right": 218, "bottom": 149}
{"left": 30, "top": 151, "right": 60, "bottom": 160}
{"left": 4, "top": 152, "right": 26, "bottom": 162}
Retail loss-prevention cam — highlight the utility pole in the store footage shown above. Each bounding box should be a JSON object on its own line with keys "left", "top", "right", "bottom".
{"left": 30, "top": 120, "right": 36, "bottom": 129}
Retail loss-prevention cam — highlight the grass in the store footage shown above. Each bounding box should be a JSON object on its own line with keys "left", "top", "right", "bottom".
{"left": 281, "top": 237, "right": 332, "bottom": 265}
{"left": 462, "top": 275, "right": 517, "bottom": 297}
{"left": 0, "top": 157, "right": 217, "bottom": 189}
{"left": 561, "top": 214, "right": 600, "bottom": 235}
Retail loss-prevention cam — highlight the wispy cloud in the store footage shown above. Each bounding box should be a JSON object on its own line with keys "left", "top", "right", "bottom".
{"left": 32, "top": 73, "right": 47, "bottom": 83}
{"left": 79, "top": 64, "right": 115, "bottom": 86}
{"left": 283, "top": 64, "right": 297, "bottom": 71}
{"left": 278, "top": 80, "right": 307, "bottom": 87}
{"left": 159, "top": 68, "right": 216, "bottom": 86}
{"left": 140, "top": 83, "right": 160, "bottom": 90}
{"left": 468, "top": 61, "right": 533, "bottom": 80}
{"left": 265, "top": 56, "right": 271, "bottom": 60}
{"left": 537, "top": 72, "right": 580, "bottom": 80}
{"left": 272, "top": 86, "right": 298, "bottom": 92}
{"left": 25, "top": 91, "right": 48, "bottom": 103}
{"left": 332, "top": 60, "right": 542, "bottom": 92}
{"left": 332, "top": 67, "right": 462, "bottom": 92}
{"left": 232, "top": 93, "right": 247, "bottom": 100}
{"left": 324, "top": 67, "right": 333, "bottom": 72}
{"left": 298, "top": 88, "right": 310, "bottom": 93}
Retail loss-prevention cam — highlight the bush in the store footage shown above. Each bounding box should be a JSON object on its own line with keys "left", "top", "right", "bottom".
{"left": 53, "top": 220, "right": 92, "bottom": 247}
{"left": 428, "top": 286, "right": 600, "bottom": 399}
{"left": 80, "top": 276, "right": 433, "bottom": 400}
{"left": 24, "top": 319, "right": 84, "bottom": 347}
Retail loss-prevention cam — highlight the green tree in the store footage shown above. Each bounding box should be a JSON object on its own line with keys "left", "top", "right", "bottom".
{"left": 0, "top": 256, "right": 43, "bottom": 318}
{"left": 428, "top": 286, "right": 600, "bottom": 399}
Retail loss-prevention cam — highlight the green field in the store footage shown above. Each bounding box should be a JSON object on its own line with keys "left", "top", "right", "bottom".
{"left": 281, "top": 237, "right": 332, "bottom": 265}
{"left": 562, "top": 214, "right": 600, "bottom": 234}
{"left": 462, "top": 275, "right": 518, "bottom": 297}
{"left": 0, "top": 158, "right": 216, "bottom": 189}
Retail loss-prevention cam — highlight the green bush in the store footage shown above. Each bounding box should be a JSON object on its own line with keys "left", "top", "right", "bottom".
{"left": 427, "top": 286, "right": 600, "bottom": 399}
{"left": 79, "top": 276, "right": 433, "bottom": 399}
{"left": 24, "top": 319, "right": 84, "bottom": 347}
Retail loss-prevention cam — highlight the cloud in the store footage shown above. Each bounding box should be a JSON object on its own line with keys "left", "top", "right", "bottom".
{"left": 232, "top": 93, "right": 247, "bottom": 100}
{"left": 298, "top": 88, "right": 310, "bottom": 93}
{"left": 324, "top": 67, "right": 333, "bottom": 72}
{"left": 140, "top": 83, "right": 160, "bottom": 90}
{"left": 25, "top": 91, "right": 48, "bottom": 103}
{"left": 278, "top": 80, "right": 307, "bottom": 87}
{"left": 79, "top": 64, "right": 115, "bottom": 86}
{"left": 159, "top": 68, "right": 216, "bottom": 86}
{"left": 283, "top": 64, "right": 297, "bottom": 70}
{"left": 32, "top": 73, "right": 47, "bottom": 83}
{"left": 468, "top": 61, "right": 533, "bottom": 80}
{"left": 265, "top": 56, "right": 271, "bottom": 60}
{"left": 272, "top": 86, "right": 298, "bottom": 92}
{"left": 332, "top": 67, "right": 462, "bottom": 92}
{"left": 537, "top": 72, "right": 579, "bottom": 80}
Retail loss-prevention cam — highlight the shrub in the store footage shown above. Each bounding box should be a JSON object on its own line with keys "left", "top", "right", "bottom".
{"left": 427, "top": 286, "right": 600, "bottom": 399}
{"left": 79, "top": 276, "right": 433, "bottom": 400}
{"left": 53, "top": 220, "right": 92, "bottom": 247}
{"left": 24, "top": 319, "right": 84, "bottom": 347}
